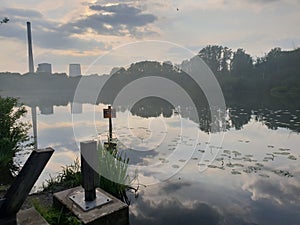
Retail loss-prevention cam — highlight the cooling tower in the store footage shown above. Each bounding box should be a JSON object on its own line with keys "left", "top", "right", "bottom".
{"left": 37, "top": 63, "right": 52, "bottom": 73}
{"left": 69, "top": 64, "right": 82, "bottom": 77}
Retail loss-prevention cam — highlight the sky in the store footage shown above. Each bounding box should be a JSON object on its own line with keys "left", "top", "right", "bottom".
{"left": 0, "top": 0, "right": 300, "bottom": 74}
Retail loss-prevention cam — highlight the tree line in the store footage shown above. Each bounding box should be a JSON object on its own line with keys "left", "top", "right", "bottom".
{"left": 194, "top": 45, "right": 300, "bottom": 97}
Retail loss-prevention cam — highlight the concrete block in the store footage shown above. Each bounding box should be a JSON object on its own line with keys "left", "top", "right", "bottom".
{"left": 53, "top": 186, "right": 129, "bottom": 225}
{"left": 17, "top": 207, "right": 49, "bottom": 225}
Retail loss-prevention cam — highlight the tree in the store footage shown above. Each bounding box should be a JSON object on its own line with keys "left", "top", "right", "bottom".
{"left": 198, "top": 45, "right": 222, "bottom": 73}
{"left": 198, "top": 45, "right": 232, "bottom": 74}
{"left": 0, "top": 96, "right": 32, "bottom": 183}
{"left": 220, "top": 46, "right": 233, "bottom": 73}
{"left": 230, "top": 48, "right": 253, "bottom": 76}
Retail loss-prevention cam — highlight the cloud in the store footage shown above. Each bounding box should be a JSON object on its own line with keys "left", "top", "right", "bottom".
{"left": 131, "top": 197, "right": 222, "bottom": 225}
{"left": 0, "top": 7, "right": 107, "bottom": 51}
{"left": 0, "top": 2, "right": 157, "bottom": 52}
{"left": 62, "top": 3, "right": 157, "bottom": 37}
{"left": 161, "top": 181, "right": 192, "bottom": 192}
{"left": 89, "top": 3, "right": 142, "bottom": 15}
{"left": 242, "top": 177, "right": 300, "bottom": 205}
{"left": 0, "top": 7, "right": 43, "bottom": 19}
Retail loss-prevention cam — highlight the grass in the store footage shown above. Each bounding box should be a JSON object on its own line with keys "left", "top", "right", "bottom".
{"left": 42, "top": 158, "right": 81, "bottom": 193}
{"left": 32, "top": 198, "right": 82, "bottom": 225}
{"left": 98, "top": 142, "right": 136, "bottom": 204}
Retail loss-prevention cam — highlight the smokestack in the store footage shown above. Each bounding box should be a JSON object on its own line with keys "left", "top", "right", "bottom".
{"left": 27, "top": 21, "right": 34, "bottom": 73}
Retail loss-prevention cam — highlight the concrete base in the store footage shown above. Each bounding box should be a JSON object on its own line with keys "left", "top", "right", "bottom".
{"left": 17, "top": 208, "right": 49, "bottom": 225}
{"left": 53, "top": 186, "right": 129, "bottom": 225}
{"left": 0, "top": 207, "right": 49, "bottom": 225}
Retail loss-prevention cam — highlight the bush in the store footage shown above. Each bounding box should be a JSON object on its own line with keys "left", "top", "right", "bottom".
{"left": 0, "top": 96, "right": 32, "bottom": 183}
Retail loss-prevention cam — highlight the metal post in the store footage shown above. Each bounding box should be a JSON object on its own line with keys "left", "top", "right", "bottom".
{"left": 80, "top": 141, "right": 99, "bottom": 202}
{"left": 69, "top": 141, "right": 112, "bottom": 211}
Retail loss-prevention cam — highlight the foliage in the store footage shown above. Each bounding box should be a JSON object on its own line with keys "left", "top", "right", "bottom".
{"left": 42, "top": 158, "right": 81, "bottom": 192}
{"left": 0, "top": 96, "right": 32, "bottom": 175}
{"left": 32, "top": 198, "right": 82, "bottom": 225}
{"left": 198, "top": 45, "right": 233, "bottom": 73}
{"left": 98, "top": 142, "right": 136, "bottom": 204}
{"left": 230, "top": 48, "right": 253, "bottom": 76}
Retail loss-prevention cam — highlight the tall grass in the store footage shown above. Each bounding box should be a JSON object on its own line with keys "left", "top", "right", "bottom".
{"left": 43, "top": 158, "right": 81, "bottom": 192}
{"left": 98, "top": 142, "right": 136, "bottom": 204}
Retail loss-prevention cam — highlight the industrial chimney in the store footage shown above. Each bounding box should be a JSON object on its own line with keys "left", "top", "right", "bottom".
{"left": 27, "top": 22, "right": 34, "bottom": 73}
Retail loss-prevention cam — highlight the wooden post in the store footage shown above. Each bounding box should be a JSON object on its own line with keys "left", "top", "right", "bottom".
{"left": 108, "top": 106, "right": 113, "bottom": 141}
{"left": 80, "top": 141, "right": 99, "bottom": 202}
{"left": 103, "top": 106, "right": 116, "bottom": 142}
{"left": 0, "top": 148, "right": 54, "bottom": 218}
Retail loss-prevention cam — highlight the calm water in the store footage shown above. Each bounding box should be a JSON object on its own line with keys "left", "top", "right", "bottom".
{"left": 12, "top": 96, "right": 300, "bottom": 225}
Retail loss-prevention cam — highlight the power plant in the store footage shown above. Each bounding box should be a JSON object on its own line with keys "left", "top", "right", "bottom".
{"left": 27, "top": 22, "right": 34, "bottom": 73}
{"left": 26, "top": 22, "right": 82, "bottom": 76}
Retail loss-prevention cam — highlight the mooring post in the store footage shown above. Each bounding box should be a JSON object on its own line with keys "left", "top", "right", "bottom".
{"left": 80, "top": 141, "right": 99, "bottom": 202}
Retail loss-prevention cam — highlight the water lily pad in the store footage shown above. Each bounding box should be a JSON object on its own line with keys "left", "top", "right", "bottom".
{"left": 278, "top": 148, "right": 290, "bottom": 151}
{"left": 233, "top": 163, "right": 244, "bottom": 167}
{"left": 243, "top": 157, "right": 252, "bottom": 162}
{"left": 255, "top": 163, "right": 264, "bottom": 167}
{"left": 232, "top": 150, "right": 241, "bottom": 156}
{"left": 272, "top": 169, "right": 293, "bottom": 177}
{"left": 208, "top": 165, "right": 218, "bottom": 169}
{"left": 273, "top": 152, "right": 290, "bottom": 155}
{"left": 215, "top": 157, "right": 224, "bottom": 161}
{"left": 226, "top": 163, "right": 235, "bottom": 168}
{"left": 231, "top": 170, "right": 241, "bottom": 175}
{"left": 288, "top": 155, "right": 297, "bottom": 160}
{"left": 232, "top": 157, "right": 243, "bottom": 161}
{"left": 259, "top": 174, "right": 270, "bottom": 178}
{"left": 223, "top": 150, "right": 231, "bottom": 154}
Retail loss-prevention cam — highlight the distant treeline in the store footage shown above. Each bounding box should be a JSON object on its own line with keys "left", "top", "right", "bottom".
{"left": 195, "top": 46, "right": 300, "bottom": 97}
{"left": 101, "top": 46, "right": 300, "bottom": 100}
{"left": 1, "top": 46, "right": 300, "bottom": 100}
